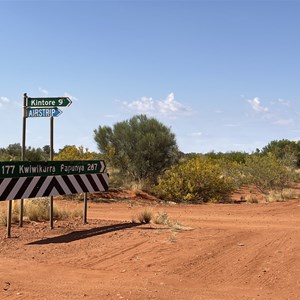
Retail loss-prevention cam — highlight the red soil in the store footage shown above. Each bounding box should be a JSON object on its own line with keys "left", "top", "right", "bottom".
{"left": 1, "top": 192, "right": 300, "bottom": 299}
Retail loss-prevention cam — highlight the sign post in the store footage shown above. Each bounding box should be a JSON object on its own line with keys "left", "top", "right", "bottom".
{"left": 50, "top": 116, "right": 54, "bottom": 229}
{"left": 25, "top": 95, "right": 72, "bottom": 229}
{"left": 1, "top": 160, "right": 109, "bottom": 236}
{"left": 7, "top": 199, "right": 12, "bottom": 238}
{"left": 6, "top": 94, "right": 72, "bottom": 234}
{"left": 83, "top": 193, "right": 88, "bottom": 224}
{"left": 19, "top": 93, "right": 27, "bottom": 228}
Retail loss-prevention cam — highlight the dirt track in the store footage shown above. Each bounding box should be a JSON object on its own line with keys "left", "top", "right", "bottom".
{"left": 1, "top": 199, "right": 300, "bottom": 299}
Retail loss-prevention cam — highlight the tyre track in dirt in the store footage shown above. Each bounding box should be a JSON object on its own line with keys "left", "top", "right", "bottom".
{"left": 1, "top": 199, "right": 300, "bottom": 299}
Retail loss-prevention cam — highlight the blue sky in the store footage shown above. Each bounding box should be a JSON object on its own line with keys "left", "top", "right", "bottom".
{"left": 1, "top": 0, "right": 300, "bottom": 154}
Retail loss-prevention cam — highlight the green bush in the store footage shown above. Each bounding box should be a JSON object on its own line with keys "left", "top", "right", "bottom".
{"left": 243, "top": 154, "right": 295, "bottom": 195}
{"left": 154, "top": 157, "right": 235, "bottom": 203}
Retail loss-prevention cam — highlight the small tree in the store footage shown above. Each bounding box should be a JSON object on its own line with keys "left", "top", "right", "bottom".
{"left": 94, "top": 114, "right": 179, "bottom": 184}
{"left": 243, "top": 154, "right": 294, "bottom": 195}
{"left": 261, "top": 139, "right": 300, "bottom": 168}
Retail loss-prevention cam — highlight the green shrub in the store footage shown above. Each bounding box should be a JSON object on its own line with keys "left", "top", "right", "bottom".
{"left": 217, "top": 159, "right": 245, "bottom": 189}
{"left": 154, "top": 157, "right": 235, "bottom": 203}
{"left": 243, "top": 154, "right": 295, "bottom": 195}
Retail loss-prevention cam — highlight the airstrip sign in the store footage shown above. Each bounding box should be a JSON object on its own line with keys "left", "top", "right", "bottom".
{"left": 26, "top": 107, "right": 63, "bottom": 118}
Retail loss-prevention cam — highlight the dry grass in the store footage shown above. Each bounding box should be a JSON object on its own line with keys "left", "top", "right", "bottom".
{"left": 25, "top": 199, "right": 50, "bottom": 221}
{"left": 0, "top": 201, "right": 20, "bottom": 226}
{"left": 0, "top": 199, "right": 83, "bottom": 225}
{"left": 132, "top": 210, "right": 182, "bottom": 227}
{"left": 154, "top": 211, "right": 170, "bottom": 225}
{"left": 266, "top": 188, "right": 300, "bottom": 203}
{"left": 245, "top": 194, "right": 259, "bottom": 204}
{"left": 136, "top": 208, "right": 153, "bottom": 223}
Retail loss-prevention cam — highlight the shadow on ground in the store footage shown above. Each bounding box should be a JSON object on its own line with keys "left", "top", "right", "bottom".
{"left": 27, "top": 222, "right": 142, "bottom": 245}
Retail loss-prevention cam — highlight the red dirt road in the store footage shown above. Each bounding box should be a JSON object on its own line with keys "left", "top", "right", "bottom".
{"left": 1, "top": 199, "right": 300, "bottom": 299}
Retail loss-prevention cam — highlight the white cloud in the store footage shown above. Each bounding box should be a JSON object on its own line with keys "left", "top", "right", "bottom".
{"left": 277, "top": 98, "right": 290, "bottom": 106}
{"left": 191, "top": 132, "right": 202, "bottom": 137}
{"left": 38, "top": 87, "right": 49, "bottom": 95}
{"left": 273, "top": 118, "right": 294, "bottom": 125}
{"left": 0, "top": 96, "right": 10, "bottom": 107}
{"left": 247, "top": 97, "right": 269, "bottom": 113}
{"left": 123, "top": 93, "right": 191, "bottom": 117}
{"left": 64, "top": 92, "right": 78, "bottom": 101}
{"left": 158, "top": 93, "right": 189, "bottom": 115}
{"left": 104, "top": 114, "right": 119, "bottom": 118}
{"left": 0, "top": 96, "right": 10, "bottom": 103}
{"left": 126, "top": 96, "right": 155, "bottom": 112}
{"left": 224, "top": 123, "right": 240, "bottom": 127}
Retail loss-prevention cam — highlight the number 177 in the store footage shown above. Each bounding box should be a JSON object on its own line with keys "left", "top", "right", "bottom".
{"left": 1, "top": 165, "right": 15, "bottom": 175}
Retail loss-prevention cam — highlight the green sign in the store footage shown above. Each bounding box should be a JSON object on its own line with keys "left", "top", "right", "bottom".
{"left": 0, "top": 160, "right": 106, "bottom": 178}
{"left": 27, "top": 97, "right": 72, "bottom": 107}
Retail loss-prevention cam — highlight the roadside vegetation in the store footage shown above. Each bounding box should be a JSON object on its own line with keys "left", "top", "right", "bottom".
{"left": 0, "top": 199, "right": 82, "bottom": 226}
{"left": 1, "top": 115, "right": 300, "bottom": 207}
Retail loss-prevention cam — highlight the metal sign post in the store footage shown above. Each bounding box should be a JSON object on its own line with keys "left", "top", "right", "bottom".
{"left": 2, "top": 164, "right": 109, "bottom": 236}
{"left": 50, "top": 116, "right": 54, "bottom": 229}
{"left": 7, "top": 198, "right": 12, "bottom": 238}
{"left": 83, "top": 193, "right": 88, "bottom": 224}
{"left": 19, "top": 93, "right": 27, "bottom": 228}
{"left": 25, "top": 95, "right": 71, "bottom": 229}
{"left": 3, "top": 93, "right": 108, "bottom": 237}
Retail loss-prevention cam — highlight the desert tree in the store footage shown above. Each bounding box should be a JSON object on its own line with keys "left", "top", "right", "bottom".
{"left": 243, "top": 153, "right": 295, "bottom": 195}
{"left": 261, "top": 139, "right": 300, "bottom": 168}
{"left": 94, "top": 114, "right": 179, "bottom": 184}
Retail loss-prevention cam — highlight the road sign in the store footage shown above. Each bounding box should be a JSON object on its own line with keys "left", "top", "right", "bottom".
{"left": 0, "top": 173, "right": 109, "bottom": 201}
{"left": 26, "top": 107, "right": 63, "bottom": 118}
{"left": 27, "top": 97, "right": 72, "bottom": 107}
{"left": 0, "top": 160, "right": 106, "bottom": 179}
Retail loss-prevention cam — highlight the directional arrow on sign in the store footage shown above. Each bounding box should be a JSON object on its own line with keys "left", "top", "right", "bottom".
{"left": 99, "top": 160, "right": 106, "bottom": 172}
{"left": 27, "top": 97, "right": 72, "bottom": 107}
{"left": 26, "top": 107, "right": 63, "bottom": 118}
